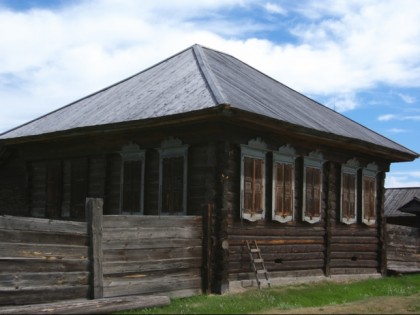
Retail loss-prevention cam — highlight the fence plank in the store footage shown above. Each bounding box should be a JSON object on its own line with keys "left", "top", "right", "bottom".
{"left": 86, "top": 198, "right": 104, "bottom": 299}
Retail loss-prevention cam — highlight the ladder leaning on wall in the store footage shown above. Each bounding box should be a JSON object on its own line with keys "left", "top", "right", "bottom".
{"left": 246, "top": 240, "right": 271, "bottom": 289}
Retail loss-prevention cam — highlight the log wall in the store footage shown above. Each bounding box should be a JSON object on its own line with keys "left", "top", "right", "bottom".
{"left": 386, "top": 224, "right": 420, "bottom": 274}
{"left": 0, "top": 216, "right": 90, "bottom": 305}
{"left": 219, "top": 142, "right": 384, "bottom": 288}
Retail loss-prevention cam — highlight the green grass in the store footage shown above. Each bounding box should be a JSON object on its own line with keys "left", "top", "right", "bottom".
{"left": 118, "top": 274, "right": 420, "bottom": 314}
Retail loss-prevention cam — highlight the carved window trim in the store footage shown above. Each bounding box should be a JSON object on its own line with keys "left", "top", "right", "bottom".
{"left": 303, "top": 151, "right": 324, "bottom": 224}
{"left": 119, "top": 143, "right": 145, "bottom": 215}
{"left": 362, "top": 162, "right": 378, "bottom": 226}
{"left": 272, "top": 145, "right": 296, "bottom": 223}
{"left": 340, "top": 158, "right": 359, "bottom": 225}
{"left": 158, "top": 137, "right": 189, "bottom": 215}
{"left": 240, "top": 138, "right": 267, "bottom": 222}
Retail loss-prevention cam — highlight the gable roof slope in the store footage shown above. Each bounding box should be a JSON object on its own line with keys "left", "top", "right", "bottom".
{"left": 385, "top": 187, "right": 420, "bottom": 217}
{"left": 0, "top": 44, "right": 418, "bottom": 160}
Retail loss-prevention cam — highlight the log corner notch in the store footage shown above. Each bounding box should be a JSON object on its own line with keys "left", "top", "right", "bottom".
{"left": 86, "top": 197, "right": 104, "bottom": 300}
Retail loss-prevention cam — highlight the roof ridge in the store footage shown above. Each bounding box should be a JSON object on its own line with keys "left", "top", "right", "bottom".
{"left": 192, "top": 44, "right": 226, "bottom": 105}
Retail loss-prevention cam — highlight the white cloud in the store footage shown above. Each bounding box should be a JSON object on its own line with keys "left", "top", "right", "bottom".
{"left": 325, "top": 94, "right": 357, "bottom": 112}
{"left": 387, "top": 128, "right": 407, "bottom": 134}
{"left": 264, "top": 2, "right": 287, "bottom": 15}
{"left": 378, "top": 114, "right": 397, "bottom": 121}
{"left": 398, "top": 93, "right": 416, "bottom": 104}
{"left": 1, "top": 0, "right": 420, "bottom": 133}
{"left": 385, "top": 171, "right": 420, "bottom": 188}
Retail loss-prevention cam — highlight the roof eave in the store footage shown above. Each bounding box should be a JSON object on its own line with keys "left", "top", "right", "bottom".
{"left": 226, "top": 107, "right": 419, "bottom": 163}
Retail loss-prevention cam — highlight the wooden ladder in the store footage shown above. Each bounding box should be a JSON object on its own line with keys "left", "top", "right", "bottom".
{"left": 246, "top": 240, "right": 271, "bottom": 289}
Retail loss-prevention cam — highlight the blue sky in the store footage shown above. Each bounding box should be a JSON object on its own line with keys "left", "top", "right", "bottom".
{"left": 0, "top": 0, "right": 419, "bottom": 187}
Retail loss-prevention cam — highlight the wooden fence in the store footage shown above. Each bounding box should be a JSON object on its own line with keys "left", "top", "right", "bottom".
{"left": 0, "top": 215, "right": 90, "bottom": 305}
{"left": 0, "top": 198, "right": 204, "bottom": 306}
{"left": 386, "top": 224, "right": 419, "bottom": 274}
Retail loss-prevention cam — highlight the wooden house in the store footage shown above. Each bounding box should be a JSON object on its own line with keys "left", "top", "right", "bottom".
{"left": 384, "top": 188, "right": 420, "bottom": 274}
{"left": 0, "top": 44, "right": 418, "bottom": 293}
{"left": 385, "top": 187, "right": 420, "bottom": 227}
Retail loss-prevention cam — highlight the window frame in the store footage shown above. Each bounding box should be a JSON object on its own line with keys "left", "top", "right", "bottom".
{"left": 272, "top": 145, "right": 296, "bottom": 223}
{"left": 340, "top": 159, "right": 359, "bottom": 225}
{"left": 362, "top": 162, "right": 378, "bottom": 226}
{"left": 303, "top": 151, "right": 324, "bottom": 224}
{"left": 119, "top": 144, "right": 146, "bottom": 215}
{"left": 158, "top": 138, "right": 189, "bottom": 215}
{"left": 240, "top": 138, "right": 267, "bottom": 222}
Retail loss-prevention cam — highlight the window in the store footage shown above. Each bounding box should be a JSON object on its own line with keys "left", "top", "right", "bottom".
{"left": 362, "top": 162, "right": 378, "bottom": 225}
{"left": 240, "top": 138, "right": 267, "bottom": 222}
{"left": 303, "top": 151, "right": 324, "bottom": 224}
{"left": 340, "top": 159, "right": 359, "bottom": 225}
{"left": 120, "top": 144, "right": 145, "bottom": 215}
{"left": 272, "top": 145, "right": 295, "bottom": 223}
{"left": 158, "top": 138, "right": 188, "bottom": 215}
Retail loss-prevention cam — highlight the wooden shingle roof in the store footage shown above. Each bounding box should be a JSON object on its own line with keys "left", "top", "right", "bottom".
{"left": 0, "top": 44, "right": 418, "bottom": 161}
{"left": 385, "top": 187, "right": 420, "bottom": 217}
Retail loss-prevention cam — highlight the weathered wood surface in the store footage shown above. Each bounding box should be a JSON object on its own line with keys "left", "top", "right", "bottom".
{"left": 0, "top": 216, "right": 90, "bottom": 306}
{"left": 0, "top": 295, "right": 170, "bottom": 314}
{"left": 86, "top": 198, "right": 104, "bottom": 299}
{"left": 0, "top": 215, "right": 87, "bottom": 234}
{"left": 101, "top": 215, "right": 203, "bottom": 298}
{"left": 228, "top": 224, "right": 327, "bottom": 276}
{"left": 386, "top": 224, "right": 419, "bottom": 273}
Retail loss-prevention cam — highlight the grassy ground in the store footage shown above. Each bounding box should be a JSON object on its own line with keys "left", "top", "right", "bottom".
{"left": 118, "top": 274, "right": 420, "bottom": 314}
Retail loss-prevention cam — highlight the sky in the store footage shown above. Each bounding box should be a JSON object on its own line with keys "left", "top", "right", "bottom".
{"left": 0, "top": 0, "right": 419, "bottom": 188}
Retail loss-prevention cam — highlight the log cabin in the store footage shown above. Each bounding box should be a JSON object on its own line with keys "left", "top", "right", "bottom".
{"left": 385, "top": 187, "right": 420, "bottom": 227}
{"left": 0, "top": 44, "right": 418, "bottom": 293}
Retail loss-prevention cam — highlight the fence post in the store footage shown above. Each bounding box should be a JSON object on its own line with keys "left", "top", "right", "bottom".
{"left": 202, "top": 203, "right": 213, "bottom": 294}
{"left": 86, "top": 198, "right": 104, "bottom": 299}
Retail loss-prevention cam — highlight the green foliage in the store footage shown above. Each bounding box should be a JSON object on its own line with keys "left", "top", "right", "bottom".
{"left": 118, "top": 274, "right": 420, "bottom": 314}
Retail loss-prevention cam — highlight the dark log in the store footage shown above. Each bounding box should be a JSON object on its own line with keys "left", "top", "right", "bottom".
{"left": 0, "top": 286, "right": 90, "bottom": 306}
{"left": 103, "top": 246, "right": 202, "bottom": 261}
{"left": 103, "top": 215, "right": 202, "bottom": 228}
{"left": 0, "top": 230, "right": 88, "bottom": 246}
{"left": 330, "top": 236, "right": 379, "bottom": 244}
{"left": 0, "top": 243, "right": 88, "bottom": 260}
{"left": 103, "top": 274, "right": 201, "bottom": 298}
{"left": 229, "top": 238, "right": 324, "bottom": 246}
{"left": 103, "top": 226, "right": 202, "bottom": 240}
{"left": 330, "top": 243, "right": 378, "bottom": 252}
{"left": 103, "top": 257, "right": 202, "bottom": 275}
{"left": 0, "top": 295, "right": 170, "bottom": 314}
{"left": 0, "top": 272, "right": 89, "bottom": 288}
{"left": 0, "top": 216, "right": 87, "bottom": 235}
{"left": 0, "top": 258, "right": 89, "bottom": 273}
{"left": 102, "top": 238, "right": 201, "bottom": 250}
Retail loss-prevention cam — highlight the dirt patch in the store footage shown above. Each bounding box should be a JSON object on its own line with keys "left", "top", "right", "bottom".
{"left": 258, "top": 293, "right": 420, "bottom": 314}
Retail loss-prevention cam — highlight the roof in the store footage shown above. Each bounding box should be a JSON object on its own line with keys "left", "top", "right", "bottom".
{"left": 385, "top": 187, "right": 420, "bottom": 217}
{"left": 0, "top": 44, "right": 418, "bottom": 160}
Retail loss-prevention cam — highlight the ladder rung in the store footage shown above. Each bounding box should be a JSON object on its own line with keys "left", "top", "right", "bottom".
{"left": 250, "top": 249, "right": 260, "bottom": 253}
{"left": 253, "top": 258, "right": 264, "bottom": 263}
{"left": 257, "top": 269, "right": 267, "bottom": 274}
